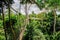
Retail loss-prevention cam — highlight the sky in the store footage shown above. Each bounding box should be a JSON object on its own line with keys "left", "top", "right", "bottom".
{"left": 11, "top": 0, "right": 60, "bottom": 15}
{"left": 12, "top": 0, "right": 42, "bottom": 14}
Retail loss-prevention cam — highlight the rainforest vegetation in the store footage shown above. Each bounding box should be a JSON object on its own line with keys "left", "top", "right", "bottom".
{"left": 0, "top": 0, "right": 60, "bottom": 40}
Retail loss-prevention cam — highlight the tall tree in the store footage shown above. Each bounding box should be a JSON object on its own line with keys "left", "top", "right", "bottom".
{"left": 0, "top": 0, "right": 14, "bottom": 40}
{"left": 8, "top": 0, "right": 16, "bottom": 40}
{"left": 46, "top": 0, "right": 60, "bottom": 33}
{"left": 33, "top": 0, "right": 60, "bottom": 33}
{"left": 19, "top": 0, "right": 29, "bottom": 40}
{"left": 1, "top": 2, "right": 7, "bottom": 40}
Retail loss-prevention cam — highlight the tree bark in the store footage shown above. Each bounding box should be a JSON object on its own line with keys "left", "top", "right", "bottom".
{"left": 8, "top": 0, "right": 16, "bottom": 40}
{"left": 19, "top": 3, "right": 29, "bottom": 40}
{"left": 2, "top": 2, "right": 7, "bottom": 40}
{"left": 53, "top": 9, "right": 56, "bottom": 33}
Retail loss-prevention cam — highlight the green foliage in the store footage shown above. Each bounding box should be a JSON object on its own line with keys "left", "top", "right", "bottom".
{"left": 24, "top": 19, "right": 46, "bottom": 40}
{"left": 0, "top": 12, "right": 60, "bottom": 40}
{"left": 0, "top": 0, "right": 60, "bottom": 40}
{"left": 0, "top": 20, "right": 3, "bottom": 28}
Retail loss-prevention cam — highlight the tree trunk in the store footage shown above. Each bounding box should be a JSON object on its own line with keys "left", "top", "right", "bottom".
{"left": 8, "top": 0, "right": 16, "bottom": 40}
{"left": 19, "top": 3, "right": 29, "bottom": 40}
{"left": 2, "top": 2, "right": 7, "bottom": 40}
{"left": 53, "top": 9, "right": 56, "bottom": 33}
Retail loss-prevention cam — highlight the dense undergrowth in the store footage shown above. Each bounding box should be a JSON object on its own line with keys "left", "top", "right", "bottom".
{"left": 0, "top": 12, "right": 60, "bottom": 40}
